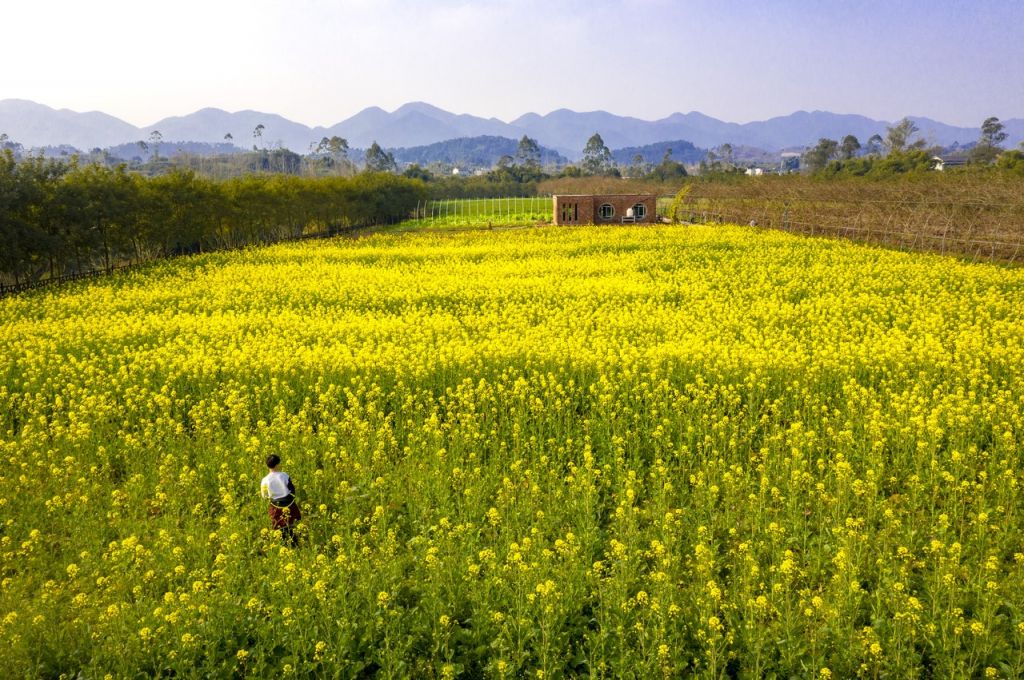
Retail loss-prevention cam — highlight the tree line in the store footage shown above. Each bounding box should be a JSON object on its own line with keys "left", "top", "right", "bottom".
{"left": 800, "top": 116, "right": 1024, "bottom": 177}
{"left": 0, "top": 151, "right": 425, "bottom": 286}
{"left": 4, "top": 126, "right": 684, "bottom": 188}
{"left": 400, "top": 133, "right": 688, "bottom": 199}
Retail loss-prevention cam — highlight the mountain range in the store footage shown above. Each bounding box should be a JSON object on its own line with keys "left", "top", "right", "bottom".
{"left": 2, "top": 99, "right": 1022, "bottom": 158}
{"left": 388, "top": 136, "right": 567, "bottom": 169}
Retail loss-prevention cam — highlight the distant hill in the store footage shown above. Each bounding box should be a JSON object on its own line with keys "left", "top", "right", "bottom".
{"left": 331, "top": 102, "right": 515, "bottom": 149}
{"left": 0, "top": 99, "right": 138, "bottom": 149}
{"left": 142, "top": 108, "right": 320, "bottom": 152}
{"left": 511, "top": 109, "right": 672, "bottom": 156}
{"left": 611, "top": 139, "right": 706, "bottom": 166}
{"left": 2, "top": 98, "right": 1022, "bottom": 156}
{"left": 388, "top": 135, "right": 566, "bottom": 169}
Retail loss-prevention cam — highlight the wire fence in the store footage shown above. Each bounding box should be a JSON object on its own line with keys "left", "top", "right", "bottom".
{"left": 669, "top": 177, "right": 1024, "bottom": 264}
{"left": 405, "top": 196, "right": 553, "bottom": 227}
{"left": 8, "top": 192, "right": 1019, "bottom": 299}
{"left": 674, "top": 200, "right": 1024, "bottom": 264}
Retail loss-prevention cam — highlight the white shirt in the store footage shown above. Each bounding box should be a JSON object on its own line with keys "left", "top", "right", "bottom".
{"left": 260, "top": 470, "right": 293, "bottom": 500}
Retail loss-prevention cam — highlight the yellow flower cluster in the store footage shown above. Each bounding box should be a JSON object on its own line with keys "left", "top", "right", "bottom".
{"left": 1, "top": 224, "right": 1022, "bottom": 677}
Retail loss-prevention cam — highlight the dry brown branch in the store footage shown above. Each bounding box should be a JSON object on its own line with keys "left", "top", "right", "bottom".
{"left": 677, "top": 174, "right": 1024, "bottom": 263}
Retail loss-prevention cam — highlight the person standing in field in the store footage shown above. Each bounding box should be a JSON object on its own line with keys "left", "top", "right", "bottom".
{"left": 260, "top": 454, "right": 302, "bottom": 546}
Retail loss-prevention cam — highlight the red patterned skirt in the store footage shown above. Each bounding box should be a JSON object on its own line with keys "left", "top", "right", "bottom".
{"left": 268, "top": 498, "right": 302, "bottom": 529}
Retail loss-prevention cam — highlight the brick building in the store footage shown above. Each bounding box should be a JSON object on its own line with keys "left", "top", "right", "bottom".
{"left": 552, "top": 194, "right": 657, "bottom": 226}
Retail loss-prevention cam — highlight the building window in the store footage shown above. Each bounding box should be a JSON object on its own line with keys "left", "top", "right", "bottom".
{"left": 598, "top": 203, "right": 614, "bottom": 220}
{"left": 632, "top": 203, "right": 647, "bottom": 219}
{"left": 560, "top": 202, "right": 578, "bottom": 223}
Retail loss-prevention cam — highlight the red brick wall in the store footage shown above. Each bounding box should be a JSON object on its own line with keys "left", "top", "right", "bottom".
{"left": 553, "top": 195, "right": 656, "bottom": 225}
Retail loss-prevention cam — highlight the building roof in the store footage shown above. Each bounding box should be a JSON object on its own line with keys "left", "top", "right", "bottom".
{"left": 553, "top": 193, "right": 656, "bottom": 198}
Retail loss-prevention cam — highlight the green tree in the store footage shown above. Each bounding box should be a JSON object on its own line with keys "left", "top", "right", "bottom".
{"left": 402, "top": 164, "right": 433, "bottom": 181}
{"left": 515, "top": 135, "right": 541, "bottom": 170}
{"left": 0, "top": 151, "right": 59, "bottom": 284}
{"left": 840, "top": 135, "right": 861, "bottom": 160}
{"left": 869, "top": 149, "right": 934, "bottom": 176}
{"left": 581, "top": 132, "right": 614, "bottom": 175}
{"left": 318, "top": 135, "right": 348, "bottom": 158}
{"left": 885, "top": 118, "right": 923, "bottom": 154}
{"left": 803, "top": 138, "right": 839, "bottom": 173}
{"left": 971, "top": 117, "right": 1008, "bottom": 164}
{"left": 719, "top": 143, "right": 734, "bottom": 168}
{"left": 48, "top": 164, "right": 139, "bottom": 272}
{"left": 148, "top": 130, "right": 163, "bottom": 162}
{"left": 627, "top": 153, "right": 648, "bottom": 178}
{"left": 364, "top": 141, "right": 397, "bottom": 173}
{"left": 0, "top": 133, "right": 24, "bottom": 157}
{"left": 649, "top": 148, "right": 687, "bottom": 181}
{"left": 314, "top": 136, "right": 351, "bottom": 175}
{"left": 865, "top": 134, "right": 884, "bottom": 156}
{"left": 995, "top": 149, "right": 1024, "bottom": 174}
{"left": 702, "top": 150, "right": 718, "bottom": 173}
{"left": 981, "top": 116, "right": 1008, "bottom": 147}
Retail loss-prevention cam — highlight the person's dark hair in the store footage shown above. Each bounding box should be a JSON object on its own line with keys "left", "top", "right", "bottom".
{"left": 266, "top": 454, "right": 281, "bottom": 469}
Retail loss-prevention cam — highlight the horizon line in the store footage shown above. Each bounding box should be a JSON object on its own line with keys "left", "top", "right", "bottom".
{"left": 2, "top": 97, "right": 1007, "bottom": 133}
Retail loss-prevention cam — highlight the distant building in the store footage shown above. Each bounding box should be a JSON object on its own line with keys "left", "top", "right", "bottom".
{"left": 779, "top": 152, "right": 801, "bottom": 174}
{"left": 552, "top": 194, "right": 657, "bottom": 226}
{"left": 745, "top": 167, "right": 764, "bottom": 176}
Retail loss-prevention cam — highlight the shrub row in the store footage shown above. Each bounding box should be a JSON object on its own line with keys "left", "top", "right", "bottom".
{"left": 1, "top": 151, "right": 425, "bottom": 284}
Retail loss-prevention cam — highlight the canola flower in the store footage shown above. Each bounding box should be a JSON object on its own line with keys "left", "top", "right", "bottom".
{"left": 1, "top": 224, "right": 1023, "bottom": 677}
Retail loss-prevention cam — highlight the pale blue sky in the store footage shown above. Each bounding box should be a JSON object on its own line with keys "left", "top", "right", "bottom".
{"left": 1, "top": 0, "right": 1021, "bottom": 127}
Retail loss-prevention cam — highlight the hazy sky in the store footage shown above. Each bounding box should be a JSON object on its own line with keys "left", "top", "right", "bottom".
{"left": 2, "top": 0, "right": 1022, "bottom": 127}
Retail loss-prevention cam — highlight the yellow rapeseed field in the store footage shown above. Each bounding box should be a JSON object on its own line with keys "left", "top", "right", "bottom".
{"left": 1, "top": 224, "right": 1022, "bottom": 677}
